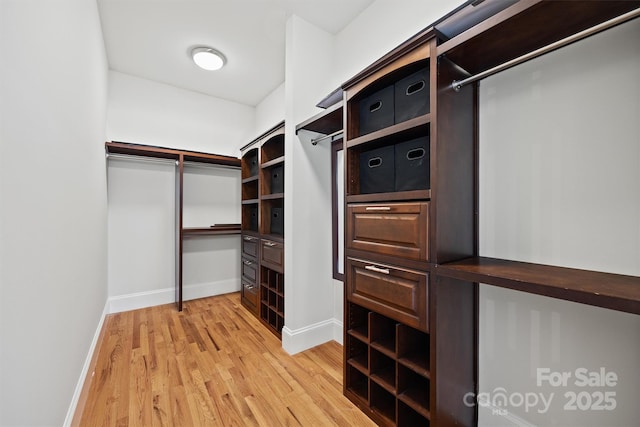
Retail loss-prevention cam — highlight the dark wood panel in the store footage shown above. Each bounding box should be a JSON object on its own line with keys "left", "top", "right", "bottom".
{"left": 430, "top": 275, "right": 476, "bottom": 427}
{"left": 431, "top": 55, "right": 475, "bottom": 264}
{"left": 347, "top": 202, "right": 429, "bottom": 262}
{"left": 182, "top": 225, "right": 241, "bottom": 237}
{"left": 437, "top": 0, "right": 640, "bottom": 75}
{"left": 261, "top": 239, "right": 284, "bottom": 273}
{"left": 106, "top": 141, "right": 240, "bottom": 167}
{"left": 241, "top": 280, "right": 259, "bottom": 313}
{"left": 437, "top": 257, "right": 640, "bottom": 315}
{"left": 296, "top": 101, "right": 343, "bottom": 135}
{"left": 241, "top": 256, "right": 259, "bottom": 284}
{"left": 241, "top": 234, "right": 260, "bottom": 259}
{"left": 347, "top": 258, "right": 428, "bottom": 331}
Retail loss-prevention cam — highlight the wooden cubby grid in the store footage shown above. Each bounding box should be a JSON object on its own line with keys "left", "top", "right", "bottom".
{"left": 345, "top": 302, "right": 431, "bottom": 427}
{"left": 260, "top": 266, "right": 284, "bottom": 335}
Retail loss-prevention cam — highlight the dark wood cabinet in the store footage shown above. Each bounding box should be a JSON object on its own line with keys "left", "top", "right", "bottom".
{"left": 240, "top": 122, "right": 286, "bottom": 337}
{"left": 347, "top": 202, "right": 429, "bottom": 262}
{"left": 339, "top": 1, "right": 640, "bottom": 426}
{"left": 346, "top": 258, "right": 428, "bottom": 331}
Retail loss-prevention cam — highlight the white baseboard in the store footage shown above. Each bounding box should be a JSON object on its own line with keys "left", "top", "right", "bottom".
{"left": 333, "top": 319, "right": 344, "bottom": 345}
{"left": 108, "top": 279, "right": 240, "bottom": 313}
{"left": 63, "top": 299, "right": 110, "bottom": 427}
{"left": 282, "top": 317, "right": 343, "bottom": 355}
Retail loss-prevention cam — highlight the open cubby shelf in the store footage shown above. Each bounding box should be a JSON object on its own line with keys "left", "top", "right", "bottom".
{"left": 259, "top": 266, "right": 284, "bottom": 337}
{"left": 345, "top": 302, "right": 431, "bottom": 427}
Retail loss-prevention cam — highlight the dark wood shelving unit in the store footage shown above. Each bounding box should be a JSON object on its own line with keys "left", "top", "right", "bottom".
{"left": 296, "top": 101, "right": 343, "bottom": 135}
{"left": 106, "top": 141, "right": 241, "bottom": 311}
{"left": 240, "top": 122, "right": 286, "bottom": 336}
{"left": 338, "top": 2, "right": 640, "bottom": 426}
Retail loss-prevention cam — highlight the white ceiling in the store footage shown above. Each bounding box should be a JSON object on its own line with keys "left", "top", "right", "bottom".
{"left": 98, "top": 0, "right": 375, "bottom": 106}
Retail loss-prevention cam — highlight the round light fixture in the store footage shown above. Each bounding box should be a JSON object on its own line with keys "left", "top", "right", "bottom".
{"left": 191, "top": 47, "right": 226, "bottom": 71}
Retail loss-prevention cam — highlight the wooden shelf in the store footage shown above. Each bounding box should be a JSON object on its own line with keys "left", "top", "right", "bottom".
{"left": 436, "top": 0, "right": 640, "bottom": 76}
{"left": 242, "top": 175, "right": 259, "bottom": 184}
{"left": 182, "top": 226, "right": 241, "bottom": 237}
{"left": 437, "top": 257, "right": 640, "bottom": 315}
{"left": 260, "top": 193, "right": 284, "bottom": 201}
{"left": 346, "top": 114, "right": 430, "bottom": 150}
{"left": 106, "top": 141, "right": 240, "bottom": 167}
{"left": 295, "top": 101, "right": 343, "bottom": 135}
{"left": 261, "top": 156, "right": 284, "bottom": 169}
{"left": 346, "top": 190, "right": 431, "bottom": 204}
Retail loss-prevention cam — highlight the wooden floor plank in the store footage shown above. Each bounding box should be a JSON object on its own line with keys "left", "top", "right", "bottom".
{"left": 75, "top": 292, "right": 376, "bottom": 426}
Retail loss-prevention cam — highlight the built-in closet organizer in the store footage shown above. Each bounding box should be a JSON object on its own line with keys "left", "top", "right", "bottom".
{"left": 240, "top": 122, "right": 286, "bottom": 337}
{"left": 105, "top": 141, "right": 242, "bottom": 311}
{"left": 341, "top": 25, "right": 476, "bottom": 425}
{"left": 338, "top": 1, "right": 640, "bottom": 426}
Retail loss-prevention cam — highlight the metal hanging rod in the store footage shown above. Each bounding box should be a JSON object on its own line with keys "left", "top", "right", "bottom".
{"left": 106, "top": 152, "right": 178, "bottom": 165}
{"left": 106, "top": 153, "right": 240, "bottom": 170}
{"left": 182, "top": 161, "right": 240, "bottom": 171}
{"left": 451, "top": 8, "right": 640, "bottom": 92}
{"left": 311, "top": 130, "right": 344, "bottom": 146}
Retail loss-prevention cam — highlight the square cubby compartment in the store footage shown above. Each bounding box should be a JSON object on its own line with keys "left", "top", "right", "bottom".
{"left": 242, "top": 204, "right": 258, "bottom": 232}
{"left": 370, "top": 313, "right": 397, "bottom": 356}
{"left": 346, "top": 335, "right": 369, "bottom": 373}
{"left": 398, "top": 400, "right": 430, "bottom": 427}
{"left": 243, "top": 148, "right": 259, "bottom": 178}
{"left": 346, "top": 365, "right": 369, "bottom": 403}
{"left": 269, "top": 164, "right": 284, "bottom": 194}
{"left": 359, "top": 85, "right": 394, "bottom": 136}
{"left": 347, "top": 303, "right": 370, "bottom": 340}
{"left": 397, "top": 324, "right": 430, "bottom": 377}
{"left": 370, "top": 348, "right": 396, "bottom": 393}
{"left": 370, "top": 382, "right": 397, "bottom": 424}
{"left": 398, "top": 364, "right": 430, "bottom": 416}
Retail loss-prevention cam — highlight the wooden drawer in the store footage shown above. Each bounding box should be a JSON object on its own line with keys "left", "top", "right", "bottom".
{"left": 241, "top": 256, "right": 258, "bottom": 283}
{"left": 241, "top": 280, "right": 259, "bottom": 310}
{"left": 242, "top": 234, "right": 260, "bottom": 259}
{"left": 346, "top": 257, "right": 428, "bottom": 331}
{"left": 347, "top": 202, "right": 429, "bottom": 262}
{"left": 261, "top": 239, "right": 284, "bottom": 273}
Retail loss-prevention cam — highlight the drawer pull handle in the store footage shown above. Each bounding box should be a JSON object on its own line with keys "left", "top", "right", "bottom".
{"left": 243, "top": 260, "right": 254, "bottom": 266}
{"left": 264, "top": 242, "right": 277, "bottom": 247}
{"left": 245, "top": 284, "right": 254, "bottom": 290}
{"left": 365, "top": 206, "right": 391, "bottom": 211}
{"left": 243, "top": 236, "right": 257, "bottom": 242}
{"left": 365, "top": 265, "right": 390, "bottom": 275}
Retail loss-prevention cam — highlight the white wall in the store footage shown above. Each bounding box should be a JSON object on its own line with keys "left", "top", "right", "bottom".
{"left": 478, "top": 18, "right": 640, "bottom": 426}
{"left": 253, "top": 82, "right": 285, "bottom": 144}
{"left": 282, "top": 15, "right": 337, "bottom": 354}
{"left": 108, "top": 71, "right": 255, "bottom": 156}
{"left": 106, "top": 72, "right": 247, "bottom": 311}
{"left": 0, "top": 0, "right": 109, "bottom": 425}
{"left": 281, "top": 0, "right": 467, "bottom": 353}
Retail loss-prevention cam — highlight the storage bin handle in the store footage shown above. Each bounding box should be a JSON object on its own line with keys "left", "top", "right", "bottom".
{"left": 369, "top": 100, "right": 383, "bottom": 113}
{"left": 406, "top": 80, "right": 426, "bottom": 96}
{"left": 368, "top": 157, "right": 383, "bottom": 168}
{"left": 365, "top": 265, "right": 390, "bottom": 275}
{"left": 407, "top": 147, "right": 425, "bottom": 160}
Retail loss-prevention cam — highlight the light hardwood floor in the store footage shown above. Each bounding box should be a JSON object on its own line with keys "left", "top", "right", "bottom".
{"left": 73, "top": 292, "right": 376, "bottom": 426}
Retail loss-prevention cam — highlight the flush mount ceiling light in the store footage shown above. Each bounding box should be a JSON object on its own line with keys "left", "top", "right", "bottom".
{"left": 191, "top": 46, "right": 226, "bottom": 71}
